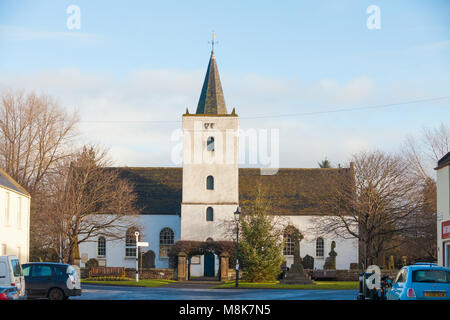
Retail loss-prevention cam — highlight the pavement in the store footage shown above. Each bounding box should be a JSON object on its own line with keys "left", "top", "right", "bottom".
{"left": 72, "top": 283, "right": 358, "bottom": 300}
{"left": 161, "top": 280, "right": 224, "bottom": 289}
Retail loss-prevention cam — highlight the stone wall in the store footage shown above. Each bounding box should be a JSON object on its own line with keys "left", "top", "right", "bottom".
{"left": 305, "top": 269, "right": 399, "bottom": 281}
{"left": 125, "top": 268, "right": 174, "bottom": 280}
{"left": 81, "top": 267, "right": 174, "bottom": 280}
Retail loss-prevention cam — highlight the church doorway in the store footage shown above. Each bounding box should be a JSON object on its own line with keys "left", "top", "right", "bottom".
{"left": 204, "top": 252, "right": 215, "bottom": 277}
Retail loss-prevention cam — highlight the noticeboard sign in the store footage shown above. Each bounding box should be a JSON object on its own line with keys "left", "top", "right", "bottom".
{"left": 442, "top": 220, "right": 450, "bottom": 240}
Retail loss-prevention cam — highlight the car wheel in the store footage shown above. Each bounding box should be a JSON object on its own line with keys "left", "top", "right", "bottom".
{"left": 48, "top": 288, "right": 65, "bottom": 300}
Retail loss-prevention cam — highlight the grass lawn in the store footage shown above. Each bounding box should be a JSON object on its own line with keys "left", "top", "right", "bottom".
{"left": 81, "top": 278, "right": 177, "bottom": 287}
{"left": 213, "top": 281, "right": 359, "bottom": 290}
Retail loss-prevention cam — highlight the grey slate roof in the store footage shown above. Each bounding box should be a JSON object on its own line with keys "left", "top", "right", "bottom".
{"left": 0, "top": 167, "right": 30, "bottom": 197}
{"left": 436, "top": 151, "right": 450, "bottom": 169}
{"left": 115, "top": 167, "right": 182, "bottom": 215}
{"left": 195, "top": 51, "right": 228, "bottom": 115}
{"left": 116, "top": 167, "right": 354, "bottom": 216}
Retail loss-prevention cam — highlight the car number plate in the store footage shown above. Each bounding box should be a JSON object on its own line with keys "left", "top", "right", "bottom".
{"left": 424, "top": 292, "right": 446, "bottom": 297}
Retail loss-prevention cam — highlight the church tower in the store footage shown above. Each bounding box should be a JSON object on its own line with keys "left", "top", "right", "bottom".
{"left": 180, "top": 46, "right": 239, "bottom": 241}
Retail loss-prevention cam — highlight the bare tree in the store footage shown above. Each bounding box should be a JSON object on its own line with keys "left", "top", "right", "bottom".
{"left": 1, "top": 90, "right": 79, "bottom": 260}
{"left": 399, "top": 123, "right": 449, "bottom": 262}
{"left": 0, "top": 90, "right": 79, "bottom": 194}
{"left": 403, "top": 123, "right": 450, "bottom": 180}
{"left": 39, "top": 146, "right": 141, "bottom": 264}
{"left": 313, "top": 151, "right": 423, "bottom": 268}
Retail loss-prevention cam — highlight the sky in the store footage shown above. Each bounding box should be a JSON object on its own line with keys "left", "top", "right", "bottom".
{"left": 0, "top": 0, "right": 449, "bottom": 168}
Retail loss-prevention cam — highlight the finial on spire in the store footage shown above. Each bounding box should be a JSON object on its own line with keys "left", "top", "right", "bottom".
{"left": 210, "top": 31, "right": 217, "bottom": 53}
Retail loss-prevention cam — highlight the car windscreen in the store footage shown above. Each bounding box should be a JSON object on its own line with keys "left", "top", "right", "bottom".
{"left": 10, "top": 259, "right": 22, "bottom": 277}
{"left": 412, "top": 269, "right": 450, "bottom": 283}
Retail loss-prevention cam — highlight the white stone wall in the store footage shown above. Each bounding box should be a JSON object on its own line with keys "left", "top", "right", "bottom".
{"left": 437, "top": 164, "right": 450, "bottom": 267}
{"left": 181, "top": 115, "right": 239, "bottom": 240}
{"left": 0, "top": 186, "right": 30, "bottom": 264}
{"left": 78, "top": 214, "right": 180, "bottom": 269}
{"left": 283, "top": 215, "right": 358, "bottom": 270}
{"left": 181, "top": 204, "right": 236, "bottom": 241}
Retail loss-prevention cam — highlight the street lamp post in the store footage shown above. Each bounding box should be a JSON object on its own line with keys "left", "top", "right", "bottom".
{"left": 134, "top": 231, "right": 149, "bottom": 282}
{"left": 135, "top": 232, "right": 140, "bottom": 282}
{"left": 234, "top": 206, "right": 241, "bottom": 288}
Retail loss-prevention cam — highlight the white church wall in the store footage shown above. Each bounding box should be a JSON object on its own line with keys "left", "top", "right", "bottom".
{"left": 181, "top": 115, "right": 239, "bottom": 241}
{"left": 79, "top": 214, "right": 180, "bottom": 269}
{"left": 283, "top": 215, "right": 358, "bottom": 270}
{"left": 181, "top": 204, "right": 236, "bottom": 241}
{"left": 182, "top": 116, "right": 239, "bottom": 204}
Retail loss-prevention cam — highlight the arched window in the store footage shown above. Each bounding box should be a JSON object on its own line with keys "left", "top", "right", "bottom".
{"left": 316, "top": 238, "right": 324, "bottom": 257}
{"left": 97, "top": 236, "right": 106, "bottom": 257}
{"left": 283, "top": 232, "right": 294, "bottom": 255}
{"left": 159, "top": 228, "right": 174, "bottom": 258}
{"left": 206, "top": 175, "right": 214, "bottom": 190}
{"left": 125, "top": 227, "right": 139, "bottom": 257}
{"left": 206, "top": 207, "right": 214, "bottom": 221}
{"left": 207, "top": 136, "right": 215, "bottom": 151}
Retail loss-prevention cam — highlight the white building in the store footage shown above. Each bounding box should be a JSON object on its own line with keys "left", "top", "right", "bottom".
{"left": 0, "top": 168, "right": 31, "bottom": 264}
{"left": 436, "top": 152, "right": 450, "bottom": 267}
{"left": 79, "top": 48, "right": 359, "bottom": 275}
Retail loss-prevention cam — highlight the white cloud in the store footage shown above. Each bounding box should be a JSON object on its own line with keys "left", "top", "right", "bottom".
{"left": 0, "top": 67, "right": 427, "bottom": 168}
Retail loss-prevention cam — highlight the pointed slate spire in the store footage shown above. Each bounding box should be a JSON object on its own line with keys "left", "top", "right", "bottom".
{"left": 196, "top": 50, "right": 227, "bottom": 114}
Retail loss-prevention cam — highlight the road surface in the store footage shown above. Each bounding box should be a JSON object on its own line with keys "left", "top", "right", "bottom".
{"left": 72, "top": 284, "right": 358, "bottom": 300}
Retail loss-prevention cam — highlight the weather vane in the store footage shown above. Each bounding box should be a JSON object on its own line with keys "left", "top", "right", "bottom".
{"left": 209, "top": 31, "right": 218, "bottom": 52}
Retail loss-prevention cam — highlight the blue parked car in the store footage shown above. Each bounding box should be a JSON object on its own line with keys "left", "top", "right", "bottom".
{"left": 387, "top": 263, "right": 450, "bottom": 300}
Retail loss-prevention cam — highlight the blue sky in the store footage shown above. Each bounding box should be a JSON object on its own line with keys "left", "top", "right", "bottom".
{"left": 0, "top": 0, "right": 449, "bottom": 168}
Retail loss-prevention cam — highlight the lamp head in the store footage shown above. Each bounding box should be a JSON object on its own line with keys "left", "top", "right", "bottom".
{"left": 234, "top": 206, "right": 241, "bottom": 222}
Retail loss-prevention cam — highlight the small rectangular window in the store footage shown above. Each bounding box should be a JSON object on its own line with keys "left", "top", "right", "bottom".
{"left": 31, "top": 265, "right": 52, "bottom": 277}
{"left": 316, "top": 238, "right": 324, "bottom": 257}
{"left": 207, "top": 137, "right": 215, "bottom": 151}
{"left": 54, "top": 266, "right": 67, "bottom": 279}
{"left": 17, "top": 198, "right": 22, "bottom": 228}
{"left": 5, "top": 192, "right": 10, "bottom": 226}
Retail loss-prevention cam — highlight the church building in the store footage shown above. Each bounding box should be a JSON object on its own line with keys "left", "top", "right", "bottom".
{"left": 79, "top": 47, "right": 358, "bottom": 276}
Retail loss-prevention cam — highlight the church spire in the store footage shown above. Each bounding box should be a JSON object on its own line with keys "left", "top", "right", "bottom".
{"left": 196, "top": 35, "right": 227, "bottom": 115}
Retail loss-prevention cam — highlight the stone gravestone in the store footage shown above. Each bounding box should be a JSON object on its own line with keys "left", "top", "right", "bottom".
{"left": 280, "top": 228, "right": 314, "bottom": 285}
{"left": 142, "top": 250, "right": 156, "bottom": 268}
{"left": 387, "top": 255, "right": 395, "bottom": 270}
{"left": 323, "top": 241, "right": 337, "bottom": 270}
{"left": 349, "top": 263, "right": 359, "bottom": 270}
{"left": 302, "top": 254, "right": 314, "bottom": 270}
{"left": 402, "top": 256, "right": 407, "bottom": 267}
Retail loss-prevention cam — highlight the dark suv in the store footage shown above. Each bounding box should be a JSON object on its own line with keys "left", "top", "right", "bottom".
{"left": 22, "top": 262, "right": 82, "bottom": 300}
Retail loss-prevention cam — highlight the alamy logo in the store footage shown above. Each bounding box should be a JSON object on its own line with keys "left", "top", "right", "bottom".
{"left": 365, "top": 265, "right": 381, "bottom": 290}
{"left": 66, "top": 5, "right": 81, "bottom": 30}
{"left": 366, "top": 5, "right": 381, "bottom": 30}
{"left": 170, "top": 121, "right": 280, "bottom": 174}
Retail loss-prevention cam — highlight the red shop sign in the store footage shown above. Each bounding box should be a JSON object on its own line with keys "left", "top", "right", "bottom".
{"left": 443, "top": 220, "right": 450, "bottom": 240}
